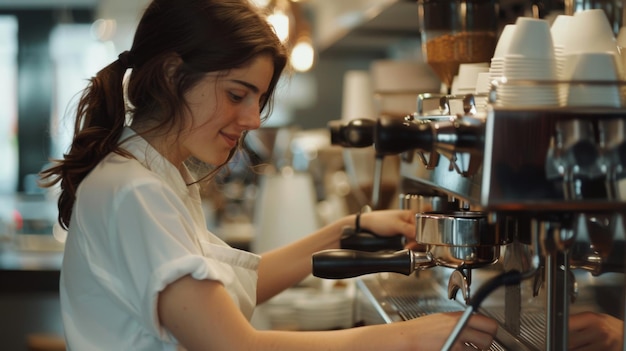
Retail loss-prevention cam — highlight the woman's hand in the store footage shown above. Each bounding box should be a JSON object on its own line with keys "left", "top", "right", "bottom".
{"left": 401, "top": 312, "right": 498, "bottom": 350}
{"left": 358, "top": 209, "right": 417, "bottom": 244}
{"left": 569, "top": 312, "right": 624, "bottom": 351}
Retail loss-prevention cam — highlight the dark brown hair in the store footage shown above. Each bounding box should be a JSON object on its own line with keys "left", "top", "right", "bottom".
{"left": 40, "top": 0, "right": 288, "bottom": 230}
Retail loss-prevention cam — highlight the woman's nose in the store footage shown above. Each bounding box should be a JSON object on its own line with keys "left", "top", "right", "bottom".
{"left": 239, "top": 105, "right": 261, "bottom": 130}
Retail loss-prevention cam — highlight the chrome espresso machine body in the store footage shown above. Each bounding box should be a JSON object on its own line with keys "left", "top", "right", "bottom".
{"left": 314, "top": 91, "right": 626, "bottom": 350}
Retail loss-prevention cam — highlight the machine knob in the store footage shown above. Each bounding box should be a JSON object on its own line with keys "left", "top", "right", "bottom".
{"left": 375, "top": 115, "right": 434, "bottom": 155}
{"left": 328, "top": 119, "right": 375, "bottom": 148}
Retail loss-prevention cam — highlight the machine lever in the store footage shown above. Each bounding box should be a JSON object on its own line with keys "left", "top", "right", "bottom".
{"left": 311, "top": 249, "right": 433, "bottom": 279}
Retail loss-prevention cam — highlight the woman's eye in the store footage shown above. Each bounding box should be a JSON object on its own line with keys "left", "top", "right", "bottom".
{"left": 229, "top": 92, "right": 244, "bottom": 102}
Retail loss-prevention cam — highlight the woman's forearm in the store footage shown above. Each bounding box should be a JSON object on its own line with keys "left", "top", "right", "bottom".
{"left": 256, "top": 214, "right": 354, "bottom": 303}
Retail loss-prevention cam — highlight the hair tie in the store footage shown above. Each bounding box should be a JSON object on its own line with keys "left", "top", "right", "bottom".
{"left": 118, "top": 51, "right": 134, "bottom": 68}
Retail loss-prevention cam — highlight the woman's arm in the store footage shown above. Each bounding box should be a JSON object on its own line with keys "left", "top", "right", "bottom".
{"left": 255, "top": 213, "right": 351, "bottom": 303}
{"left": 158, "top": 275, "right": 498, "bottom": 351}
{"left": 255, "top": 210, "right": 417, "bottom": 304}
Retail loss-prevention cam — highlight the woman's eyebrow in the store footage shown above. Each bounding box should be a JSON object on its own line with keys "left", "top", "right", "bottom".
{"left": 229, "top": 79, "right": 260, "bottom": 94}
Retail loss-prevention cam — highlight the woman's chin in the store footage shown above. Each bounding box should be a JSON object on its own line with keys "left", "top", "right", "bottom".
{"left": 191, "top": 148, "right": 233, "bottom": 167}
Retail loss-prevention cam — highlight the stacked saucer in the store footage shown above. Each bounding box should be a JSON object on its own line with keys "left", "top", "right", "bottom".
{"left": 294, "top": 291, "right": 354, "bottom": 330}
{"left": 488, "top": 24, "right": 516, "bottom": 84}
{"left": 451, "top": 63, "right": 489, "bottom": 96}
{"left": 550, "top": 14, "right": 573, "bottom": 79}
{"left": 264, "top": 288, "right": 316, "bottom": 330}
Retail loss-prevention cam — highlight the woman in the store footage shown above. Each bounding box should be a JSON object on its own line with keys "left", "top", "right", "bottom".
{"left": 40, "top": 0, "right": 498, "bottom": 350}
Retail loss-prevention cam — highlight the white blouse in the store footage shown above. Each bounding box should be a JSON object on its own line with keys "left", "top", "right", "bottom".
{"left": 60, "top": 127, "right": 260, "bottom": 350}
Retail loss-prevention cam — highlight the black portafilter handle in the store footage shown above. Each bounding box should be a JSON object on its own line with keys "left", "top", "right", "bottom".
{"left": 340, "top": 227, "right": 405, "bottom": 252}
{"left": 328, "top": 118, "right": 376, "bottom": 148}
{"left": 312, "top": 249, "right": 414, "bottom": 279}
{"left": 374, "top": 115, "right": 434, "bottom": 155}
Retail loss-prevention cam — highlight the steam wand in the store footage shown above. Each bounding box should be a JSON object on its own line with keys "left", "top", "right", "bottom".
{"left": 371, "top": 154, "right": 384, "bottom": 209}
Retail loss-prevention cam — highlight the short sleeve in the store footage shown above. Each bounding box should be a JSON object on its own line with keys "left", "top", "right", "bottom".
{"left": 108, "top": 180, "right": 233, "bottom": 341}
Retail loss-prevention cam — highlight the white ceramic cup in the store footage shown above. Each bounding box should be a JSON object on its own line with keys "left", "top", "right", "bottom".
{"left": 563, "top": 51, "right": 620, "bottom": 81}
{"left": 565, "top": 9, "right": 618, "bottom": 56}
{"left": 562, "top": 51, "right": 622, "bottom": 107}
{"left": 493, "top": 24, "right": 517, "bottom": 59}
{"left": 507, "top": 17, "right": 554, "bottom": 59}
{"left": 617, "top": 26, "right": 626, "bottom": 47}
{"left": 550, "top": 15, "right": 574, "bottom": 49}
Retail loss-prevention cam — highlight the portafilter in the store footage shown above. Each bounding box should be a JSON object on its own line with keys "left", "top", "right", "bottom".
{"left": 312, "top": 211, "right": 508, "bottom": 279}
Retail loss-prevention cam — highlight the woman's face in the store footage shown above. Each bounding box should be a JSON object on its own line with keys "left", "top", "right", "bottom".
{"left": 173, "top": 55, "right": 274, "bottom": 166}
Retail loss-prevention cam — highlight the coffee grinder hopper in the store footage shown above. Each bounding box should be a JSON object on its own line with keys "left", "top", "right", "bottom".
{"left": 417, "top": 0, "right": 499, "bottom": 92}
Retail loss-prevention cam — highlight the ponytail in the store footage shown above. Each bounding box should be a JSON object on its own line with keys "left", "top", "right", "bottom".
{"left": 40, "top": 0, "right": 288, "bottom": 231}
{"left": 40, "top": 54, "right": 132, "bottom": 230}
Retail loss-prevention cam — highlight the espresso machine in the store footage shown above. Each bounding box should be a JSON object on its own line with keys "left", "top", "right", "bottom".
{"left": 315, "top": 89, "right": 626, "bottom": 351}
{"left": 311, "top": 1, "right": 626, "bottom": 350}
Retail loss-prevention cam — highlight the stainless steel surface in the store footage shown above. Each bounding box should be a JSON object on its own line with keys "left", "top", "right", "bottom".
{"left": 447, "top": 269, "right": 471, "bottom": 302}
{"left": 502, "top": 240, "right": 526, "bottom": 335}
{"left": 399, "top": 101, "right": 625, "bottom": 349}
{"left": 372, "top": 156, "right": 384, "bottom": 209}
{"left": 354, "top": 271, "right": 617, "bottom": 351}
{"left": 329, "top": 78, "right": 626, "bottom": 350}
{"left": 398, "top": 193, "right": 451, "bottom": 212}
{"left": 415, "top": 211, "right": 506, "bottom": 270}
{"left": 413, "top": 90, "right": 625, "bottom": 348}
{"left": 427, "top": 243, "right": 500, "bottom": 269}
{"left": 353, "top": 273, "right": 538, "bottom": 350}
{"left": 417, "top": 211, "right": 503, "bottom": 246}
{"left": 354, "top": 273, "right": 466, "bottom": 320}
{"left": 400, "top": 107, "right": 626, "bottom": 210}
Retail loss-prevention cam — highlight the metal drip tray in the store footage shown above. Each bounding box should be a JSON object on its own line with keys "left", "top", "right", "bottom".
{"left": 354, "top": 274, "right": 549, "bottom": 351}
{"left": 390, "top": 295, "right": 465, "bottom": 320}
{"left": 484, "top": 308, "right": 546, "bottom": 350}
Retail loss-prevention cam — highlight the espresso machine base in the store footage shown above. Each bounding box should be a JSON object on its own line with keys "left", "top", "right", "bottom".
{"left": 353, "top": 270, "right": 623, "bottom": 351}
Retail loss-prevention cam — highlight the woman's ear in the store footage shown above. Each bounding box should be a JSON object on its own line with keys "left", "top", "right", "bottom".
{"left": 163, "top": 53, "right": 184, "bottom": 84}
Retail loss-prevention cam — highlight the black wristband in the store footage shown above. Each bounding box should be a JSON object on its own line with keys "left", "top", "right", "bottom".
{"left": 355, "top": 205, "right": 372, "bottom": 232}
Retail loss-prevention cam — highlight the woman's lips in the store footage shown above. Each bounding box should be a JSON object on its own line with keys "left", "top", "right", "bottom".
{"left": 221, "top": 132, "right": 239, "bottom": 148}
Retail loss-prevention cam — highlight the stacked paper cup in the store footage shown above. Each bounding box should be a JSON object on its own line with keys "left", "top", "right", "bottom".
{"left": 496, "top": 17, "right": 559, "bottom": 107}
